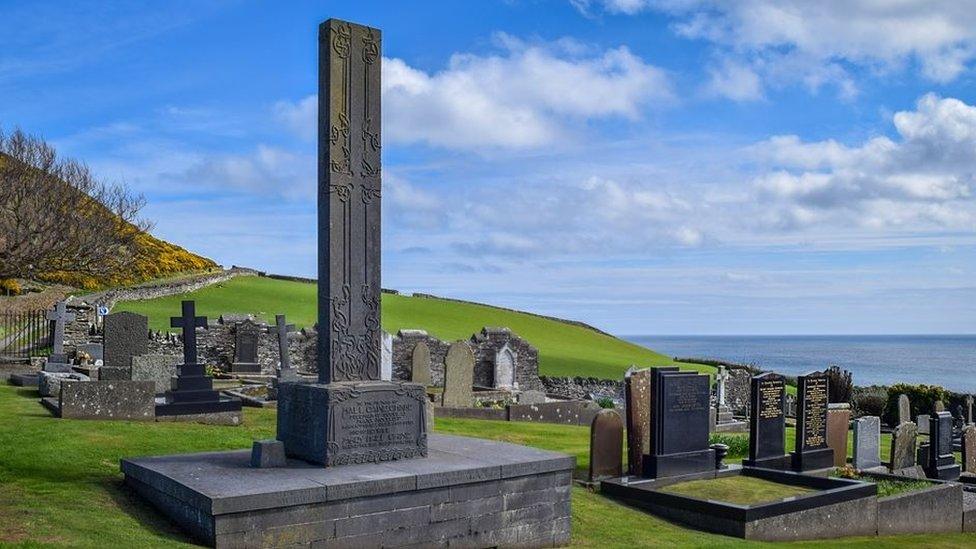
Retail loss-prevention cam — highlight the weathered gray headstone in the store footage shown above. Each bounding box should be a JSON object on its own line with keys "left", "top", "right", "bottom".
{"left": 441, "top": 342, "right": 474, "bottom": 407}
{"left": 967, "top": 395, "right": 974, "bottom": 425}
{"left": 853, "top": 416, "right": 881, "bottom": 470}
{"left": 103, "top": 311, "right": 148, "bottom": 369}
{"left": 131, "top": 354, "right": 180, "bottom": 394}
{"left": 917, "top": 414, "right": 930, "bottom": 435}
{"left": 624, "top": 368, "right": 651, "bottom": 475}
{"left": 76, "top": 343, "right": 103, "bottom": 362}
{"left": 59, "top": 380, "right": 155, "bottom": 420}
{"left": 493, "top": 343, "right": 517, "bottom": 389}
{"left": 890, "top": 421, "right": 918, "bottom": 471}
{"left": 275, "top": 20, "right": 427, "bottom": 467}
{"left": 963, "top": 424, "right": 976, "bottom": 474}
{"left": 934, "top": 400, "right": 945, "bottom": 413}
{"left": 274, "top": 314, "right": 296, "bottom": 377}
{"left": 589, "top": 409, "right": 623, "bottom": 481}
{"left": 46, "top": 301, "right": 76, "bottom": 363}
{"left": 381, "top": 331, "right": 393, "bottom": 381}
{"left": 518, "top": 390, "right": 546, "bottom": 405}
{"left": 898, "top": 394, "right": 911, "bottom": 425}
{"left": 411, "top": 340, "right": 431, "bottom": 386}
{"left": 231, "top": 320, "right": 261, "bottom": 373}
{"left": 38, "top": 371, "right": 90, "bottom": 398}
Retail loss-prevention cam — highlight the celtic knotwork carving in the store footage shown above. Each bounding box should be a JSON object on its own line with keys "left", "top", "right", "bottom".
{"left": 330, "top": 181, "right": 353, "bottom": 202}
{"left": 362, "top": 30, "right": 379, "bottom": 64}
{"left": 331, "top": 284, "right": 363, "bottom": 380}
{"left": 360, "top": 184, "right": 381, "bottom": 205}
{"left": 332, "top": 23, "right": 351, "bottom": 58}
{"left": 330, "top": 113, "right": 351, "bottom": 174}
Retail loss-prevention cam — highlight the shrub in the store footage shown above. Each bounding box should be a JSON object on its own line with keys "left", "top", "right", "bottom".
{"left": 853, "top": 392, "right": 887, "bottom": 418}
{"left": 0, "top": 278, "right": 21, "bottom": 296}
{"left": 708, "top": 433, "right": 749, "bottom": 458}
{"left": 883, "top": 383, "right": 949, "bottom": 427}
{"left": 823, "top": 365, "right": 853, "bottom": 404}
{"left": 596, "top": 397, "right": 615, "bottom": 409}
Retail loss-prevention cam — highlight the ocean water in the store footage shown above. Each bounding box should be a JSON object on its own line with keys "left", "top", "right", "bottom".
{"left": 624, "top": 335, "right": 976, "bottom": 393}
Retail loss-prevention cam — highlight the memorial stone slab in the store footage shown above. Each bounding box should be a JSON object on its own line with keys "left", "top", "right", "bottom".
{"left": 917, "top": 414, "right": 930, "bottom": 435}
{"left": 967, "top": 395, "right": 973, "bottom": 425}
{"left": 380, "top": 330, "right": 393, "bottom": 381}
{"left": 103, "top": 311, "right": 148, "bottom": 369}
{"left": 76, "top": 343, "right": 103, "bottom": 362}
{"left": 642, "top": 367, "right": 715, "bottom": 478}
{"left": 853, "top": 416, "right": 881, "bottom": 470}
{"left": 411, "top": 340, "right": 431, "bottom": 386}
{"left": 743, "top": 372, "right": 790, "bottom": 469}
{"left": 493, "top": 343, "right": 517, "bottom": 389}
{"left": 59, "top": 380, "right": 155, "bottom": 420}
{"left": 934, "top": 400, "right": 946, "bottom": 413}
{"left": 518, "top": 390, "right": 546, "bottom": 405}
{"left": 38, "top": 371, "right": 90, "bottom": 398}
{"left": 231, "top": 320, "right": 261, "bottom": 373}
{"left": 925, "top": 411, "right": 960, "bottom": 480}
{"left": 589, "top": 409, "right": 624, "bottom": 481}
{"left": 898, "top": 394, "right": 911, "bottom": 425}
{"left": 963, "top": 424, "right": 976, "bottom": 474}
{"left": 274, "top": 314, "right": 298, "bottom": 382}
{"left": 827, "top": 403, "right": 851, "bottom": 467}
{"left": 890, "top": 421, "right": 918, "bottom": 471}
{"left": 130, "top": 354, "right": 180, "bottom": 394}
{"left": 791, "top": 371, "right": 834, "bottom": 471}
{"left": 624, "top": 368, "right": 651, "bottom": 475}
{"left": 441, "top": 342, "right": 474, "bottom": 407}
{"left": 46, "top": 301, "right": 76, "bottom": 363}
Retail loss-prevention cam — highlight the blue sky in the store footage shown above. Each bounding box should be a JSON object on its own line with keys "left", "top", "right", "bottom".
{"left": 3, "top": 0, "right": 975, "bottom": 335}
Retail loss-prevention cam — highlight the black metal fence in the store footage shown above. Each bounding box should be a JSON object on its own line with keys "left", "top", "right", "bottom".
{"left": 0, "top": 310, "right": 51, "bottom": 361}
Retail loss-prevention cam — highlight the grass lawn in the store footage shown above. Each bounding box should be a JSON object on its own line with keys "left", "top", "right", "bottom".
{"left": 659, "top": 476, "right": 814, "bottom": 505}
{"left": 112, "top": 275, "right": 712, "bottom": 379}
{"left": 1, "top": 384, "right": 973, "bottom": 548}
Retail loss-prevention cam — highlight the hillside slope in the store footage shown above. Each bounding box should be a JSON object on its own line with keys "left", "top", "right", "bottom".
{"left": 114, "top": 276, "right": 709, "bottom": 379}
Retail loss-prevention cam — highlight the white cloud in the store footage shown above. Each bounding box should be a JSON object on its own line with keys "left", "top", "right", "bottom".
{"left": 575, "top": 0, "right": 976, "bottom": 98}
{"left": 703, "top": 58, "right": 763, "bottom": 101}
{"left": 751, "top": 93, "right": 976, "bottom": 231}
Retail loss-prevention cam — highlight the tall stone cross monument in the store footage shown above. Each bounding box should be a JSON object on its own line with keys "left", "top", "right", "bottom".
{"left": 276, "top": 19, "right": 428, "bottom": 467}
{"left": 47, "top": 301, "right": 76, "bottom": 364}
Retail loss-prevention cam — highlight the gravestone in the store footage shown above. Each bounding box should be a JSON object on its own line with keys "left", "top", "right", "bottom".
{"left": 791, "top": 371, "right": 834, "bottom": 471}
{"left": 827, "top": 403, "right": 851, "bottom": 467}
{"left": 853, "top": 416, "right": 881, "bottom": 470}
{"left": 518, "top": 389, "right": 546, "bottom": 405}
{"left": 411, "top": 340, "right": 431, "bottom": 386}
{"left": 917, "top": 414, "right": 930, "bottom": 435}
{"left": 934, "top": 400, "right": 945, "bottom": 413}
{"left": 494, "top": 343, "right": 517, "bottom": 389}
{"left": 624, "top": 368, "right": 651, "bottom": 475}
{"left": 130, "top": 354, "right": 180, "bottom": 394}
{"left": 642, "top": 367, "right": 715, "bottom": 478}
{"left": 922, "top": 412, "right": 960, "bottom": 480}
{"left": 275, "top": 21, "right": 428, "bottom": 466}
{"left": 743, "top": 373, "right": 790, "bottom": 469}
{"left": 441, "top": 342, "right": 474, "bottom": 407}
{"left": 103, "top": 311, "right": 148, "bottom": 370}
{"left": 156, "top": 301, "right": 242, "bottom": 418}
{"left": 890, "top": 421, "right": 918, "bottom": 471}
{"left": 967, "top": 395, "right": 973, "bottom": 425}
{"left": 380, "top": 330, "right": 393, "bottom": 381}
{"left": 274, "top": 314, "right": 298, "bottom": 381}
{"left": 230, "top": 320, "right": 261, "bottom": 373}
{"left": 589, "top": 409, "right": 623, "bottom": 482}
{"left": 76, "top": 343, "right": 103, "bottom": 362}
{"left": 46, "top": 301, "right": 76, "bottom": 364}
{"left": 898, "top": 393, "right": 911, "bottom": 425}
{"left": 963, "top": 424, "right": 976, "bottom": 474}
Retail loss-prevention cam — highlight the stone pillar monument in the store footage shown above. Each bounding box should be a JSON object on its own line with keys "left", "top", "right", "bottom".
{"left": 276, "top": 19, "right": 428, "bottom": 466}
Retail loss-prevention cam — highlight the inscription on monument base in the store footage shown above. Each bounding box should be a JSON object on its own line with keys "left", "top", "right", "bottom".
{"left": 277, "top": 381, "right": 427, "bottom": 466}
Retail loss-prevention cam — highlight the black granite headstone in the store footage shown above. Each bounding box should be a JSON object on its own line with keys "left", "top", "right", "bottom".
{"left": 791, "top": 371, "right": 834, "bottom": 471}
{"left": 743, "top": 372, "right": 790, "bottom": 469}
{"left": 641, "top": 367, "right": 715, "bottom": 478}
{"left": 156, "top": 300, "right": 241, "bottom": 416}
{"left": 924, "top": 411, "right": 960, "bottom": 480}
{"left": 275, "top": 19, "right": 426, "bottom": 466}
{"left": 230, "top": 320, "right": 261, "bottom": 373}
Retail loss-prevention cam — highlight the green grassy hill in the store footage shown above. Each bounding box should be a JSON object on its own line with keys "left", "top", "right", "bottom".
{"left": 113, "top": 275, "right": 707, "bottom": 379}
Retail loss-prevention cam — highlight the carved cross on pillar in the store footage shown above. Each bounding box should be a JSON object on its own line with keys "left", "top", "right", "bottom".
{"left": 171, "top": 300, "right": 207, "bottom": 365}
{"left": 47, "top": 300, "right": 76, "bottom": 361}
{"left": 275, "top": 314, "right": 296, "bottom": 372}
{"left": 715, "top": 366, "right": 730, "bottom": 407}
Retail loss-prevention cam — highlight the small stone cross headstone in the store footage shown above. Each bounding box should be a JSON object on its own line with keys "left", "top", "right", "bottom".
{"left": 47, "top": 301, "right": 76, "bottom": 363}
{"left": 963, "top": 424, "right": 976, "bottom": 474}
{"left": 898, "top": 394, "right": 911, "bottom": 425}
{"left": 275, "top": 314, "right": 296, "bottom": 377}
{"left": 967, "top": 395, "right": 973, "bottom": 425}
{"left": 441, "top": 342, "right": 473, "bottom": 407}
{"left": 171, "top": 301, "right": 208, "bottom": 365}
{"left": 853, "top": 416, "right": 881, "bottom": 470}
{"left": 411, "top": 341, "right": 431, "bottom": 386}
{"left": 589, "top": 409, "right": 623, "bottom": 482}
{"left": 715, "top": 366, "right": 729, "bottom": 407}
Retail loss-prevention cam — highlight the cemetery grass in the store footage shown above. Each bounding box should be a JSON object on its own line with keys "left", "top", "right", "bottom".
{"left": 658, "top": 476, "right": 814, "bottom": 505}
{"left": 0, "top": 389, "right": 973, "bottom": 548}
{"left": 112, "top": 275, "right": 714, "bottom": 379}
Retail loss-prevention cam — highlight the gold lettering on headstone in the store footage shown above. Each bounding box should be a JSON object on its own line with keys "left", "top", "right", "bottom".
{"left": 759, "top": 380, "right": 783, "bottom": 419}
{"left": 803, "top": 377, "right": 828, "bottom": 448}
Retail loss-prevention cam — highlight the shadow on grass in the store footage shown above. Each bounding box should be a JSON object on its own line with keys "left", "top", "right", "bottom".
{"left": 104, "top": 477, "right": 202, "bottom": 547}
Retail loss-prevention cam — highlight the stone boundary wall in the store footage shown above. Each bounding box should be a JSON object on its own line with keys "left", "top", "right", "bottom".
{"left": 80, "top": 267, "right": 260, "bottom": 309}
{"left": 541, "top": 376, "right": 623, "bottom": 401}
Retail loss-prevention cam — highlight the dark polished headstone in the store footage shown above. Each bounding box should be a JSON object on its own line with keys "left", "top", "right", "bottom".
{"left": 230, "top": 320, "right": 261, "bottom": 373}
{"left": 743, "top": 372, "right": 791, "bottom": 469}
{"left": 46, "top": 301, "right": 76, "bottom": 363}
{"left": 156, "top": 301, "right": 241, "bottom": 417}
{"left": 791, "top": 371, "right": 834, "bottom": 471}
{"left": 642, "top": 367, "right": 715, "bottom": 478}
{"left": 103, "top": 311, "right": 148, "bottom": 369}
{"left": 924, "top": 411, "right": 960, "bottom": 480}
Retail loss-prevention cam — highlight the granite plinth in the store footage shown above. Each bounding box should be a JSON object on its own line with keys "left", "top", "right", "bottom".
{"left": 121, "top": 433, "right": 574, "bottom": 548}
{"left": 229, "top": 362, "right": 262, "bottom": 374}
{"left": 791, "top": 448, "right": 834, "bottom": 472}
{"left": 277, "top": 380, "right": 427, "bottom": 467}
{"left": 60, "top": 380, "right": 155, "bottom": 420}
{"left": 8, "top": 372, "right": 39, "bottom": 387}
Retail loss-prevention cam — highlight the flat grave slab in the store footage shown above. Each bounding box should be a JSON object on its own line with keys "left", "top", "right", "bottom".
{"left": 602, "top": 467, "right": 877, "bottom": 541}
{"left": 122, "top": 433, "right": 574, "bottom": 548}
{"left": 8, "top": 372, "right": 39, "bottom": 387}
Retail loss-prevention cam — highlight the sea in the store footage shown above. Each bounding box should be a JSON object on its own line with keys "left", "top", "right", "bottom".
{"left": 624, "top": 335, "right": 976, "bottom": 393}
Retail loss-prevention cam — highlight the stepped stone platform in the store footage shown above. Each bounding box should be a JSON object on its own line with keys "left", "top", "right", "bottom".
{"left": 121, "top": 433, "right": 574, "bottom": 548}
